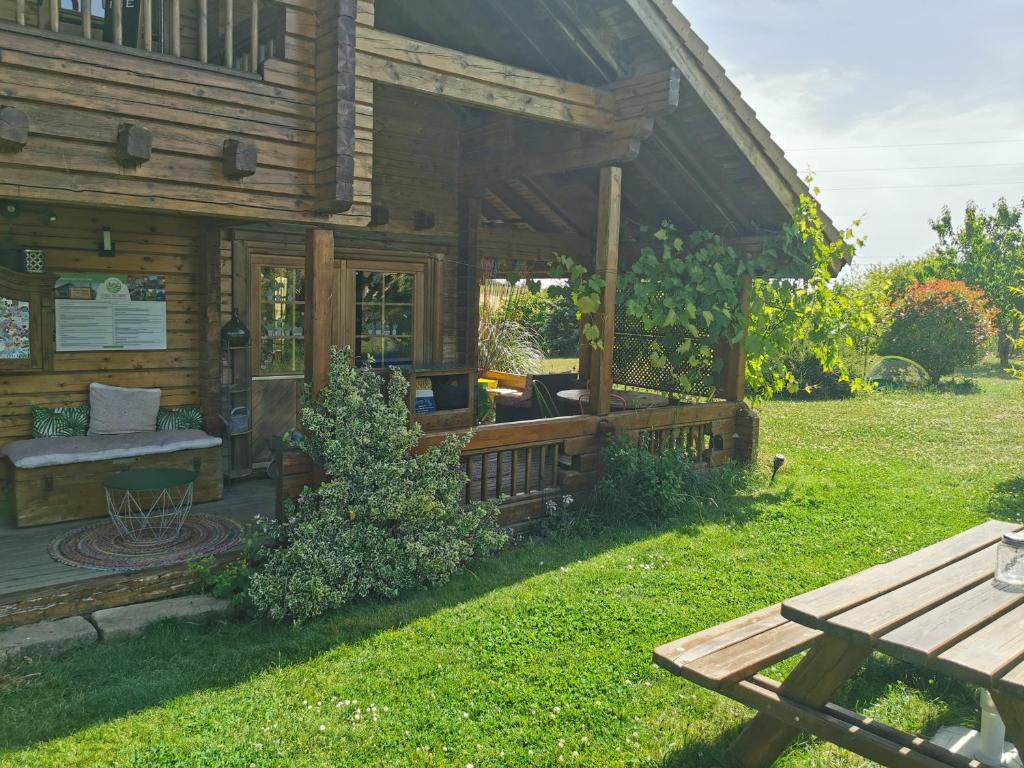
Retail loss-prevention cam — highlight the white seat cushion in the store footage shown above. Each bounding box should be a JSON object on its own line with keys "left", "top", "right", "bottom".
{"left": 1, "top": 430, "right": 222, "bottom": 470}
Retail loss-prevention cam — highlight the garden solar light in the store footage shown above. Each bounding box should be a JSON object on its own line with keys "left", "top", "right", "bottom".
{"left": 770, "top": 454, "right": 786, "bottom": 484}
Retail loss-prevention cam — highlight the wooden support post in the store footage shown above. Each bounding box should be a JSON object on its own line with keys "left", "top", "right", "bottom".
{"left": 589, "top": 166, "right": 622, "bottom": 417}
{"left": 48, "top": 0, "right": 58, "bottom": 32}
{"left": 141, "top": 0, "right": 152, "bottom": 51}
{"left": 720, "top": 273, "right": 751, "bottom": 402}
{"left": 728, "top": 635, "right": 871, "bottom": 768}
{"left": 249, "top": 0, "right": 258, "bottom": 72}
{"left": 15, "top": 0, "right": 24, "bottom": 26}
{"left": 198, "top": 0, "right": 207, "bottom": 61}
{"left": 170, "top": 0, "right": 180, "bottom": 56}
{"left": 81, "top": 0, "right": 91, "bottom": 38}
{"left": 304, "top": 228, "right": 334, "bottom": 400}
{"left": 112, "top": 0, "right": 122, "bottom": 45}
{"left": 992, "top": 692, "right": 1024, "bottom": 755}
{"left": 458, "top": 187, "right": 482, "bottom": 371}
{"left": 199, "top": 228, "right": 223, "bottom": 436}
{"left": 224, "top": 0, "right": 233, "bottom": 68}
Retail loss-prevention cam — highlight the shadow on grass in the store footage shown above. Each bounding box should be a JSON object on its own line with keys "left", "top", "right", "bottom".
{"left": 928, "top": 378, "right": 983, "bottom": 396}
{"left": 985, "top": 477, "right": 1024, "bottom": 522}
{"left": 657, "top": 654, "right": 978, "bottom": 767}
{"left": 0, "top": 479, "right": 776, "bottom": 752}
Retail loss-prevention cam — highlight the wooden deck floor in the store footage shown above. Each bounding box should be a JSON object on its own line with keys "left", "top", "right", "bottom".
{"left": 0, "top": 479, "right": 275, "bottom": 599}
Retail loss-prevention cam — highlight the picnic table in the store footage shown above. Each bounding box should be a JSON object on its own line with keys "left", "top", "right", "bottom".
{"left": 655, "top": 520, "right": 1024, "bottom": 767}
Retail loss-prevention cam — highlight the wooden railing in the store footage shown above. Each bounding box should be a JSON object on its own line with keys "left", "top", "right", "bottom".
{"left": 273, "top": 402, "right": 752, "bottom": 530}
{"left": 603, "top": 403, "right": 740, "bottom": 468}
{"left": 462, "top": 443, "right": 561, "bottom": 504}
{"left": 5, "top": 0, "right": 275, "bottom": 72}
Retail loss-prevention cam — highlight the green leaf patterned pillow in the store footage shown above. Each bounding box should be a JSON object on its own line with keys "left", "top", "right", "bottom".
{"left": 31, "top": 405, "right": 90, "bottom": 439}
{"left": 157, "top": 406, "right": 204, "bottom": 431}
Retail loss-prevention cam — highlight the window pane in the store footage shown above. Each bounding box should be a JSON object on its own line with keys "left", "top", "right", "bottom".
{"left": 382, "top": 337, "right": 412, "bottom": 366}
{"left": 258, "top": 267, "right": 305, "bottom": 375}
{"left": 385, "top": 306, "right": 413, "bottom": 336}
{"left": 386, "top": 273, "right": 414, "bottom": 303}
{"left": 356, "top": 336, "right": 384, "bottom": 366}
{"left": 353, "top": 269, "right": 417, "bottom": 368}
{"left": 0, "top": 298, "right": 31, "bottom": 360}
{"left": 356, "top": 303, "right": 383, "bottom": 336}
{"left": 357, "top": 272, "right": 385, "bottom": 303}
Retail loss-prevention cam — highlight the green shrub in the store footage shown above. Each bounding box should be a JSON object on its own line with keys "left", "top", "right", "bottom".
{"left": 581, "top": 436, "right": 744, "bottom": 527}
{"left": 541, "top": 289, "right": 581, "bottom": 357}
{"left": 248, "top": 349, "right": 508, "bottom": 624}
{"left": 880, "top": 279, "right": 995, "bottom": 383}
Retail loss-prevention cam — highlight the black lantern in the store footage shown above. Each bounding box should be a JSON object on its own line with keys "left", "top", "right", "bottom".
{"left": 221, "top": 309, "right": 251, "bottom": 348}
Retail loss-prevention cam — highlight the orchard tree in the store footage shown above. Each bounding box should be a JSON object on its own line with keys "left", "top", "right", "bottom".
{"left": 931, "top": 198, "right": 1024, "bottom": 366}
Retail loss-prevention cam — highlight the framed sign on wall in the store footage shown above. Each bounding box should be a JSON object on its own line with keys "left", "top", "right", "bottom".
{"left": 54, "top": 273, "right": 167, "bottom": 352}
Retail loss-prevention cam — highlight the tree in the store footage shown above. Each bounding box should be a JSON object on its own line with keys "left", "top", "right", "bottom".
{"left": 880, "top": 279, "right": 995, "bottom": 383}
{"left": 931, "top": 198, "right": 1024, "bottom": 366}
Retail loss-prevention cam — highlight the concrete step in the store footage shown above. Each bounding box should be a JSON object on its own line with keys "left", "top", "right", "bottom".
{"left": 0, "top": 616, "right": 97, "bottom": 662}
{"left": 91, "top": 595, "right": 231, "bottom": 641}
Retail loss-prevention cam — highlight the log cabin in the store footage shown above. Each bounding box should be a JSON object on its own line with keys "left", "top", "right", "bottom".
{"left": 0, "top": 0, "right": 837, "bottom": 625}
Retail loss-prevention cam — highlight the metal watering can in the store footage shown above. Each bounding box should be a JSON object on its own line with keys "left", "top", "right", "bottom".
{"left": 228, "top": 407, "right": 250, "bottom": 434}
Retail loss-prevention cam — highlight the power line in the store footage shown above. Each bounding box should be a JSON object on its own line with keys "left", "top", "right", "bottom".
{"left": 813, "top": 161, "right": 1024, "bottom": 173}
{"left": 790, "top": 138, "right": 1024, "bottom": 152}
{"left": 823, "top": 180, "right": 1024, "bottom": 192}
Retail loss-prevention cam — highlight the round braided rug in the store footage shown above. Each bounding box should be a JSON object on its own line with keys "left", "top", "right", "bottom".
{"left": 49, "top": 514, "right": 244, "bottom": 572}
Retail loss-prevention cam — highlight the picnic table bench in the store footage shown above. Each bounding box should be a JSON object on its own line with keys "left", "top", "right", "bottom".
{"left": 655, "top": 520, "right": 1024, "bottom": 767}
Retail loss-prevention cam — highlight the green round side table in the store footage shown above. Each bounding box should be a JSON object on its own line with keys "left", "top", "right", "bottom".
{"left": 102, "top": 468, "right": 198, "bottom": 545}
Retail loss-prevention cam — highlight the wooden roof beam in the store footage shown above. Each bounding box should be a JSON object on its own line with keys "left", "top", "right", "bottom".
{"left": 358, "top": 28, "right": 680, "bottom": 132}
{"left": 459, "top": 67, "right": 680, "bottom": 184}
{"left": 463, "top": 135, "right": 641, "bottom": 186}
{"left": 358, "top": 27, "right": 617, "bottom": 130}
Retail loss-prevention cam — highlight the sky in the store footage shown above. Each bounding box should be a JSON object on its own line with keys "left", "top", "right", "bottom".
{"left": 676, "top": 0, "right": 1024, "bottom": 271}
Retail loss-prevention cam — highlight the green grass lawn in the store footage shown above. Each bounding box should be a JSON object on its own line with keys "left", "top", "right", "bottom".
{"left": 1, "top": 364, "right": 1022, "bottom": 767}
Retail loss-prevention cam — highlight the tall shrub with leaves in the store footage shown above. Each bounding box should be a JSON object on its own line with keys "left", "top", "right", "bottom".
{"left": 880, "top": 280, "right": 995, "bottom": 383}
{"left": 249, "top": 349, "right": 507, "bottom": 623}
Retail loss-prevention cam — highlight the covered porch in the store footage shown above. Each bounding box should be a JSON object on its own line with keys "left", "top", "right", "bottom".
{"left": 0, "top": 480, "right": 275, "bottom": 628}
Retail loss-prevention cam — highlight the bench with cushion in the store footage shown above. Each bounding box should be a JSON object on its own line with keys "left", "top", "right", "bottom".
{"left": 1, "top": 384, "right": 223, "bottom": 527}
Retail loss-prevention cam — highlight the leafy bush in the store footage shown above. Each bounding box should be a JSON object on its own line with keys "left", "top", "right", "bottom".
{"left": 580, "top": 436, "right": 746, "bottom": 527}
{"left": 248, "top": 349, "right": 508, "bottom": 624}
{"left": 541, "top": 289, "right": 581, "bottom": 357}
{"left": 880, "top": 279, "right": 995, "bottom": 383}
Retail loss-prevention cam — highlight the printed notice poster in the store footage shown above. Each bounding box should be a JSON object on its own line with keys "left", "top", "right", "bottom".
{"left": 55, "top": 274, "right": 167, "bottom": 352}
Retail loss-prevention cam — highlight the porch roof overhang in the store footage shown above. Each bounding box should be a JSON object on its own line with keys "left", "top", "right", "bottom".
{"left": 372, "top": 0, "right": 847, "bottom": 275}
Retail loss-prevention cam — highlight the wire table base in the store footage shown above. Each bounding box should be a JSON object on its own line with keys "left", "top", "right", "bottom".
{"left": 103, "top": 470, "right": 197, "bottom": 546}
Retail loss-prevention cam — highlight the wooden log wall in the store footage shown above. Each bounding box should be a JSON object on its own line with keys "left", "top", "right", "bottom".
{"left": 0, "top": 207, "right": 205, "bottom": 452}
{"left": 0, "top": 0, "right": 375, "bottom": 226}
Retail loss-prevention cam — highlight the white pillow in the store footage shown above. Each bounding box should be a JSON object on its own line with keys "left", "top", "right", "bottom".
{"left": 87, "top": 383, "right": 162, "bottom": 436}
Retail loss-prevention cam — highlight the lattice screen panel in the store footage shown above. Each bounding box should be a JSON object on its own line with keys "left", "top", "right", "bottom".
{"left": 612, "top": 312, "right": 716, "bottom": 399}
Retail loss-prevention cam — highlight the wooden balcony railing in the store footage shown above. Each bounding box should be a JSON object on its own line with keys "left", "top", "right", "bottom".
{"left": 5, "top": 0, "right": 279, "bottom": 73}
{"left": 273, "top": 402, "right": 752, "bottom": 531}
